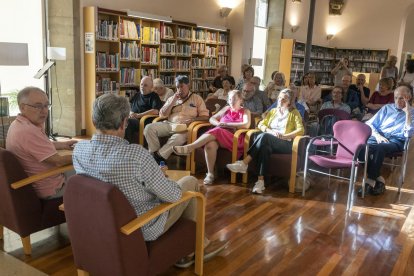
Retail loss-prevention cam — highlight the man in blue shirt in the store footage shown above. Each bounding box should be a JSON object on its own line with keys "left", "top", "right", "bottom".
{"left": 360, "top": 85, "right": 413, "bottom": 196}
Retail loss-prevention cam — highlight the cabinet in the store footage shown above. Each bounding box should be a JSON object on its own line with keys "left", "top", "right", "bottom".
{"left": 279, "top": 39, "right": 389, "bottom": 86}
{"left": 84, "top": 6, "right": 230, "bottom": 135}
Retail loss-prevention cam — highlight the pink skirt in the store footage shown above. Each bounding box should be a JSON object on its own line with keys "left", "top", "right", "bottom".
{"left": 206, "top": 127, "right": 245, "bottom": 158}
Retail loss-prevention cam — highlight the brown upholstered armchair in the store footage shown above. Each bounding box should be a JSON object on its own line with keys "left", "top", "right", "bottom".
{"left": 0, "top": 148, "right": 71, "bottom": 255}
{"left": 64, "top": 174, "right": 206, "bottom": 276}
{"left": 241, "top": 131, "right": 310, "bottom": 192}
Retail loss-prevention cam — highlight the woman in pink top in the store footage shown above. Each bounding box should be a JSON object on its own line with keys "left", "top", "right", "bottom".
{"left": 366, "top": 77, "right": 394, "bottom": 116}
{"left": 173, "top": 90, "right": 251, "bottom": 184}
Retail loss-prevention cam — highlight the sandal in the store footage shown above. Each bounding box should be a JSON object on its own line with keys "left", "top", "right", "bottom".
{"left": 172, "top": 146, "right": 191, "bottom": 156}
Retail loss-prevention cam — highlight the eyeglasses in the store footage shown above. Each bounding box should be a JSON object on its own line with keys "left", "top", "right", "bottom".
{"left": 24, "top": 103, "right": 52, "bottom": 110}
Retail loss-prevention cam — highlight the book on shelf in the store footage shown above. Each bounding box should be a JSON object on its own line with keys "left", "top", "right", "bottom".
{"left": 218, "top": 45, "right": 227, "bottom": 55}
{"left": 191, "top": 80, "right": 208, "bottom": 91}
{"left": 160, "top": 58, "right": 175, "bottom": 70}
{"left": 206, "top": 45, "right": 217, "bottom": 57}
{"left": 176, "top": 60, "right": 190, "bottom": 71}
{"left": 218, "top": 56, "right": 227, "bottom": 66}
{"left": 121, "top": 41, "right": 140, "bottom": 61}
{"left": 96, "top": 77, "right": 119, "bottom": 95}
{"left": 177, "top": 27, "right": 191, "bottom": 40}
{"left": 96, "top": 52, "right": 119, "bottom": 71}
{"left": 141, "top": 47, "right": 159, "bottom": 64}
{"left": 191, "top": 43, "right": 205, "bottom": 54}
{"left": 97, "top": 20, "right": 118, "bottom": 40}
{"left": 141, "top": 69, "right": 158, "bottom": 78}
{"left": 218, "top": 33, "right": 228, "bottom": 44}
{"left": 192, "top": 29, "right": 205, "bottom": 41}
{"left": 161, "top": 75, "right": 175, "bottom": 86}
{"left": 120, "top": 68, "right": 138, "bottom": 85}
{"left": 206, "top": 31, "right": 217, "bottom": 43}
{"left": 142, "top": 27, "right": 160, "bottom": 44}
{"left": 161, "top": 25, "right": 174, "bottom": 39}
{"left": 191, "top": 57, "right": 204, "bottom": 68}
{"left": 120, "top": 19, "right": 140, "bottom": 39}
{"left": 161, "top": 42, "right": 176, "bottom": 55}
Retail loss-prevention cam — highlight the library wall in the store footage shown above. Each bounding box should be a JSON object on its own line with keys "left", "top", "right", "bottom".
{"left": 283, "top": 0, "right": 414, "bottom": 57}
{"left": 402, "top": 8, "right": 414, "bottom": 53}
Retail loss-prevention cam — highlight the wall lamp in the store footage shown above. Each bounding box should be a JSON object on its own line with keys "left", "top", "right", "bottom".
{"left": 291, "top": 25, "right": 299, "bottom": 33}
{"left": 220, "top": 7, "right": 232, "bottom": 17}
{"left": 326, "top": 34, "right": 334, "bottom": 40}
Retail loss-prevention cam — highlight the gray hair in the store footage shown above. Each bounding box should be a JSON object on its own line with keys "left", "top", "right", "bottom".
{"left": 92, "top": 94, "right": 130, "bottom": 131}
{"left": 17, "top": 86, "right": 46, "bottom": 104}
{"left": 279, "top": 88, "right": 297, "bottom": 111}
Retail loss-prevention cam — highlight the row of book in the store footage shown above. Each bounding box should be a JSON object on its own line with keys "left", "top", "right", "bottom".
{"left": 205, "top": 46, "right": 217, "bottom": 57}
{"left": 192, "top": 69, "right": 204, "bottom": 78}
{"left": 97, "top": 20, "right": 118, "bottom": 41}
{"left": 176, "top": 60, "right": 190, "bottom": 70}
{"left": 160, "top": 58, "right": 175, "bottom": 70}
{"left": 177, "top": 27, "right": 191, "bottom": 40}
{"left": 192, "top": 58, "right": 204, "bottom": 68}
{"left": 204, "top": 57, "right": 217, "bottom": 68}
{"left": 218, "top": 56, "right": 227, "bottom": 66}
{"left": 176, "top": 44, "right": 192, "bottom": 55}
{"left": 141, "top": 47, "right": 159, "bottom": 64}
{"left": 119, "top": 19, "right": 140, "bottom": 39}
{"left": 160, "top": 75, "right": 175, "bottom": 86}
{"left": 218, "top": 45, "right": 228, "bottom": 55}
{"left": 142, "top": 27, "right": 160, "bottom": 44}
{"left": 161, "top": 25, "right": 174, "bottom": 39}
{"left": 120, "top": 68, "right": 138, "bottom": 85}
{"left": 192, "top": 29, "right": 205, "bottom": 41}
{"left": 192, "top": 43, "right": 205, "bottom": 54}
{"left": 191, "top": 80, "right": 208, "bottom": 91}
{"left": 206, "top": 32, "right": 217, "bottom": 43}
{"left": 219, "top": 33, "right": 228, "bottom": 44}
{"left": 141, "top": 69, "right": 158, "bottom": 78}
{"left": 121, "top": 41, "right": 140, "bottom": 61}
{"left": 96, "top": 78, "right": 119, "bottom": 94}
{"left": 96, "top": 52, "right": 119, "bottom": 71}
{"left": 161, "top": 43, "right": 176, "bottom": 55}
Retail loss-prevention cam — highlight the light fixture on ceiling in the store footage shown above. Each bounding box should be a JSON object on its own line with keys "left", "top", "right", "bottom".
{"left": 326, "top": 34, "right": 334, "bottom": 40}
{"left": 198, "top": 24, "right": 227, "bottom": 32}
{"left": 126, "top": 10, "right": 172, "bottom": 22}
{"left": 291, "top": 25, "right": 299, "bottom": 33}
{"left": 292, "top": 0, "right": 302, "bottom": 3}
{"left": 220, "top": 7, "right": 232, "bottom": 17}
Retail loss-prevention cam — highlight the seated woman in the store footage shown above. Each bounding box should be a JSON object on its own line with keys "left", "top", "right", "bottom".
{"left": 206, "top": 76, "right": 235, "bottom": 101}
{"left": 298, "top": 72, "right": 322, "bottom": 113}
{"left": 236, "top": 65, "right": 254, "bottom": 90}
{"left": 226, "top": 89, "right": 304, "bottom": 194}
{"left": 365, "top": 77, "right": 394, "bottom": 117}
{"left": 173, "top": 90, "right": 251, "bottom": 185}
{"left": 264, "top": 71, "right": 286, "bottom": 103}
{"left": 153, "top": 78, "right": 174, "bottom": 102}
{"left": 320, "top": 86, "right": 351, "bottom": 114}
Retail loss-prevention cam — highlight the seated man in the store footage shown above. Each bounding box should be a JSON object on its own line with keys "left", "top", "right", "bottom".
{"left": 144, "top": 75, "right": 209, "bottom": 164}
{"left": 241, "top": 82, "right": 264, "bottom": 116}
{"left": 124, "top": 76, "right": 163, "bottom": 144}
{"left": 359, "top": 85, "right": 414, "bottom": 196}
{"left": 73, "top": 93, "right": 226, "bottom": 267}
{"left": 6, "top": 87, "right": 76, "bottom": 199}
{"left": 250, "top": 76, "right": 270, "bottom": 111}
{"left": 349, "top": 73, "right": 370, "bottom": 108}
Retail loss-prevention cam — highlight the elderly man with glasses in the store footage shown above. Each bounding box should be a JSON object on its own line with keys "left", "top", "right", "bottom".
{"left": 6, "top": 86, "right": 76, "bottom": 199}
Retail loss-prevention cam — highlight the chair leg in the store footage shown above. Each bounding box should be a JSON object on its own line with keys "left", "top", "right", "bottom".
{"left": 0, "top": 225, "right": 3, "bottom": 239}
{"left": 346, "top": 163, "right": 356, "bottom": 211}
{"left": 302, "top": 150, "right": 310, "bottom": 197}
{"left": 21, "top": 236, "right": 31, "bottom": 255}
{"left": 77, "top": 269, "right": 90, "bottom": 276}
{"left": 230, "top": 172, "right": 236, "bottom": 184}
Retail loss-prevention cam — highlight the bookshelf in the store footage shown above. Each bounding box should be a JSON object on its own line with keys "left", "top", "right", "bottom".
{"left": 279, "top": 39, "right": 389, "bottom": 86}
{"left": 83, "top": 6, "right": 230, "bottom": 135}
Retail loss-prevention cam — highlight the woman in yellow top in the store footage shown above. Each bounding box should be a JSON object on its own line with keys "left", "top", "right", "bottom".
{"left": 227, "top": 88, "right": 304, "bottom": 194}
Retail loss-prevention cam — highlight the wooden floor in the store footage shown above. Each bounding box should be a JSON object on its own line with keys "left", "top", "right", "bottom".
{"left": 1, "top": 148, "right": 414, "bottom": 275}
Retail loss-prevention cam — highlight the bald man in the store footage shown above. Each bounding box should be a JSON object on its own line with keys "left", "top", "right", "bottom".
{"left": 6, "top": 87, "right": 76, "bottom": 199}
{"left": 125, "top": 76, "right": 163, "bottom": 143}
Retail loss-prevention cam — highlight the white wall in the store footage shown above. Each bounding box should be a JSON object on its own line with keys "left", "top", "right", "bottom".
{"left": 283, "top": 0, "right": 414, "bottom": 57}
{"left": 403, "top": 7, "right": 414, "bottom": 52}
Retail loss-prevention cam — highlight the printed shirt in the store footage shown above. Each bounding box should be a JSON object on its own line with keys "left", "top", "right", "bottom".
{"left": 243, "top": 94, "right": 264, "bottom": 114}
{"left": 366, "top": 104, "right": 414, "bottom": 140}
{"left": 73, "top": 134, "right": 182, "bottom": 241}
{"left": 165, "top": 92, "right": 209, "bottom": 124}
{"left": 6, "top": 115, "right": 64, "bottom": 198}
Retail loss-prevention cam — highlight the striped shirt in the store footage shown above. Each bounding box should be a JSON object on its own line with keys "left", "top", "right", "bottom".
{"left": 73, "top": 134, "right": 182, "bottom": 241}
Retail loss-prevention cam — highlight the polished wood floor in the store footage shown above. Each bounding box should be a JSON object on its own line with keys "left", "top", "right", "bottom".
{"left": 1, "top": 147, "right": 414, "bottom": 275}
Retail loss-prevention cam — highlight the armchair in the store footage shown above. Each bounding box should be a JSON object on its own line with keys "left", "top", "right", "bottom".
{"left": 0, "top": 148, "right": 70, "bottom": 255}
{"left": 64, "top": 174, "right": 205, "bottom": 276}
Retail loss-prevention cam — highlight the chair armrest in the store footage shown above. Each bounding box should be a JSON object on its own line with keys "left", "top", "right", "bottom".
{"left": 11, "top": 164, "right": 74, "bottom": 189}
{"left": 242, "top": 129, "right": 260, "bottom": 184}
{"left": 289, "top": 136, "right": 309, "bottom": 193}
{"left": 139, "top": 115, "right": 159, "bottom": 144}
{"left": 153, "top": 116, "right": 168, "bottom": 123}
{"left": 121, "top": 191, "right": 205, "bottom": 234}
{"left": 190, "top": 122, "right": 213, "bottom": 143}
{"left": 232, "top": 129, "right": 251, "bottom": 162}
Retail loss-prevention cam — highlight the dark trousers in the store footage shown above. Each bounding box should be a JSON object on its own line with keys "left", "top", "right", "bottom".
{"left": 363, "top": 136, "right": 404, "bottom": 180}
{"left": 247, "top": 132, "right": 293, "bottom": 176}
{"left": 124, "top": 118, "right": 140, "bottom": 144}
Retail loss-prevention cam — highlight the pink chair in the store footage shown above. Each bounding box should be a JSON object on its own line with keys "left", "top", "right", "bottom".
{"left": 303, "top": 120, "right": 372, "bottom": 210}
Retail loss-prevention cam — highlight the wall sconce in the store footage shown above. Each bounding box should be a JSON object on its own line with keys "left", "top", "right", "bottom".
{"left": 326, "top": 34, "right": 334, "bottom": 40}
{"left": 291, "top": 25, "right": 299, "bottom": 33}
{"left": 292, "top": 0, "right": 302, "bottom": 3}
{"left": 220, "top": 7, "right": 232, "bottom": 17}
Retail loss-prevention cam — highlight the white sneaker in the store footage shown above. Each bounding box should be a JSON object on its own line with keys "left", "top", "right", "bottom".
{"left": 226, "top": 160, "right": 248, "bottom": 173}
{"left": 203, "top": 173, "right": 215, "bottom": 185}
{"left": 252, "top": 180, "right": 265, "bottom": 194}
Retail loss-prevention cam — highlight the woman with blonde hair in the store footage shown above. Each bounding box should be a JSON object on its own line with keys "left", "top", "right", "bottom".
{"left": 380, "top": 55, "right": 398, "bottom": 80}
{"left": 227, "top": 88, "right": 304, "bottom": 194}
{"left": 173, "top": 90, "right": 251, "bottom": 185}
{"left": 265, "top": 71, "right": 286, "bottom": 103}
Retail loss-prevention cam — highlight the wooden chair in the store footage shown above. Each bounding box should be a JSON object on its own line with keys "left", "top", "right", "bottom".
{"left": 64, "top": 174, "right": 205, "bottom": 276}
{"left": 0, "top": 148, "right": 71, "bottom": 254}
{"left": 241, "top": 131, "right": 309, "bottom": 193}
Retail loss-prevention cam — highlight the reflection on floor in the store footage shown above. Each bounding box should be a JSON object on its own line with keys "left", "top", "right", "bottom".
{"left": 1, "top": 148, "right": 413, "bottom": 275}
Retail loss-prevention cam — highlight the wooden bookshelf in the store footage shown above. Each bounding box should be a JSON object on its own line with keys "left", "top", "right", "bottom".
{"left": 279, "top": 39, "right": 389, "bottom": 86}
{"left": 83, "top": 6, "right": 230, "bottom": 135}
